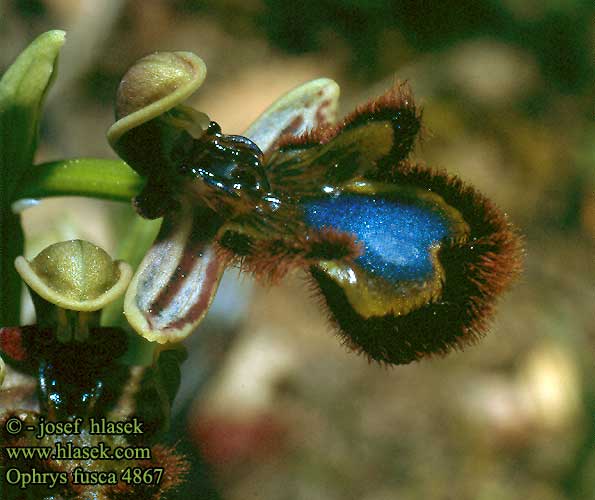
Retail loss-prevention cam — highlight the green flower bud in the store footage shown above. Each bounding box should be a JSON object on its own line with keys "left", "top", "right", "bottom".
{"left": 107, "top": 52, "right": 209, "bottom": 178}
{"left": 114, "top": 51, "right": 206, "bottom": 122}
{"left": 16, "top": 240, "right": 131, "bottom": 311}
{"left": 15, "top": 240, "right": 132, "bottom": 342}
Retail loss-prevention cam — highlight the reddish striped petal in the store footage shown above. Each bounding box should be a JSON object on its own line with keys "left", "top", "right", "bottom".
{"left": 124, "top": 206, "right": 227, "bottom": 343}
{"left": 243, "top": 78, "right": 340, "bottom": 153}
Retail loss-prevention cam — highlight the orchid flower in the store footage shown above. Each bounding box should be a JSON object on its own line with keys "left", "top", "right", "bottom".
{"left": 108, "top": 52, "right": 521, "bottom": 365}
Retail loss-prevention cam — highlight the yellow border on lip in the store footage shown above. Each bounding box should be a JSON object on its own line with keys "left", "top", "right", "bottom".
{"left": 312, "top": 181, "right": 471, "bottom": 319}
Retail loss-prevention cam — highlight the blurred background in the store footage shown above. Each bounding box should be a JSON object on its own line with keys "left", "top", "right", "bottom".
{"left": 1, "top": 0, "right": 594, "bottom": 498}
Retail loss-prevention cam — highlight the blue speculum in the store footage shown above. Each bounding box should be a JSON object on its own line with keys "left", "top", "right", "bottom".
{"left": 303, "top": 194, "right": 450, "bottom": 282}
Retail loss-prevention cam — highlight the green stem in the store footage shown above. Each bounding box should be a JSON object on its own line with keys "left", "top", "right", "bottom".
{"left": 0, "top": 209, "right": 24, "bottom": 326}
{"left": 13, "top": 158, "right": 143, "bottom": 203}
{"left": 100, "top": 212, "right": 161, "bottom": 366}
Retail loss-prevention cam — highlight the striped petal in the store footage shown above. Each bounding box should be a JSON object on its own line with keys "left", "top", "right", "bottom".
{"left": 124, "top": 205, "right": 227, "bottom": 343}
{"left": 243, "top": 78, "right": 340, "bottom": 153}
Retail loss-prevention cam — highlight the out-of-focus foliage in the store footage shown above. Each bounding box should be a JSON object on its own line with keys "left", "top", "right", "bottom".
{"left": 0, "top": 1, "right": 593, "bottom": 499}
{"left": 175, "top": 0, "right": 593, "bottom": 94}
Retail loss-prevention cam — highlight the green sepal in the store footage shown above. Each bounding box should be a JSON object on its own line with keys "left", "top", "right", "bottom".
{"left": 0, "top": 30, "right": 65, "bottom": 200}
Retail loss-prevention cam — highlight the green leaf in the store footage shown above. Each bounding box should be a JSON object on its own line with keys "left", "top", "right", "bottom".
{"left": 0, "top": 30, "right": 65, "bottom": 326}
{"left": 14, "top": 158, "right": 144, "bottom": 202}
{"left": 0, "top": 30, "right": 66, "bottom": 201}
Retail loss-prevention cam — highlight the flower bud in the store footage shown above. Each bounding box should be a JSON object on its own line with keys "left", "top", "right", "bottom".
{"left": 15, "top": 240, "right": 131, "bottom": 312}
{"left": 107, "top": 52, "right": 209, "bottom": 178}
